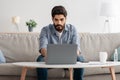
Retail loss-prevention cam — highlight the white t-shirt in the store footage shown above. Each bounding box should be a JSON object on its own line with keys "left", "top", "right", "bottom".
{"left": 56, "top": 31, "right": 63, "bottom": 39}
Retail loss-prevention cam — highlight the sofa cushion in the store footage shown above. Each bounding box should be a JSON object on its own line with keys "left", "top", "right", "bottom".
{"left": 0, "top": 50, "right": 6, "bottom": 63}
{"left": 80, "top": 33, "right": 120, "bottom": 61}
{"left": 65, "top": 66, "right": 120, "bottom": 78}
{"left": 0, "top": 63, "right": 22, "bottom": 76}
{"left": 0, "top": 33, "right": 40, "bottom": 62}
{"left": 0, "top": 63, "right": 65, "bottom": 78}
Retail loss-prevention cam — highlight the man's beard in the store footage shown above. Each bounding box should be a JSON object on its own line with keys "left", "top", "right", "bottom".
{"left": 54, "top": 24, "right": 65, "bottom": 32}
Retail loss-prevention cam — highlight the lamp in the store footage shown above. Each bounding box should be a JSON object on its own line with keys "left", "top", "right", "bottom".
{"left": 12, "top": 16, "right": 20, "bottom": 31}
{"left": 100, "top": 1, "right": 118, "bottom": 33}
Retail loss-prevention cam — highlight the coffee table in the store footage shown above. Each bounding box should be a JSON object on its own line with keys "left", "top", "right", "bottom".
{"left": 12, "top": 61, "right": 120, "bottom": 80}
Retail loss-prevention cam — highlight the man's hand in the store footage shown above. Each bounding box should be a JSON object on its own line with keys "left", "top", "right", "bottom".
{"left": 77, "top": 50, "right": 80, "bottom": 56}
{"left": 39, "top": 48, "right": 47, "bottom": 57}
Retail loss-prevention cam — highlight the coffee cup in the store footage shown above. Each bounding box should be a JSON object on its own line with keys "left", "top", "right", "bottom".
{"left": 99, "top": 52, "right": 108, "bottom": 63}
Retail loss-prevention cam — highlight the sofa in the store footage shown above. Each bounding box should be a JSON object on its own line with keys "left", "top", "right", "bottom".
{"left": 0, "top": 32, "right": 120, "bottom": 80}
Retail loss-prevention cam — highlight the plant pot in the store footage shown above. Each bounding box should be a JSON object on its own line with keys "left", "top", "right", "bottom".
{"left": 28, "top": 26, "right": 33, "bottom": 32}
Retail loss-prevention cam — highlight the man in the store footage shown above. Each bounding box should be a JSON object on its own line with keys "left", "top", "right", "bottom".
{"left": 36, "top": 5, "right": 84, "bottom": 80}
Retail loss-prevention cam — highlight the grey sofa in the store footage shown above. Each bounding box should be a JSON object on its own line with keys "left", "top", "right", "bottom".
{"left": 0, "top": 32, "right": 120, "bottom": 80}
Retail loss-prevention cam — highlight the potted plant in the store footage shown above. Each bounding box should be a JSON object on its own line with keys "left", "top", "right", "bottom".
{"left": 26, "top": 19, "right": 37, "bottom": 32}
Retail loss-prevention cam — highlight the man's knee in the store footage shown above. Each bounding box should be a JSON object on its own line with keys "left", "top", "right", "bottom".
{"left": 77, "top": 55, "right": 84, "bottom": 62}
{"left": 36, "top": 55, "right": 44, "bottom": 62}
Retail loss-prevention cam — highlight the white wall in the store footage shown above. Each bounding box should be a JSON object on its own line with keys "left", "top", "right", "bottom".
{"left": 0, "top": 0, "right": 120, "bottom": 33}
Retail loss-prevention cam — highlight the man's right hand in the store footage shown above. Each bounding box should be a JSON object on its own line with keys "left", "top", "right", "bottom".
{"left": 39, "top": 48, "right": 47, "bottom": 57}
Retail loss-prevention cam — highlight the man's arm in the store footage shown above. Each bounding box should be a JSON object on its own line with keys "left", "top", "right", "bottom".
{"left": 71, "top": 26, "right": 81, "bottom": 55}
{"left": 39, "top": 27, "right": 48, "bottom": 57}
{"left": 39, "top": 48, "right": 47, "bottom": 57}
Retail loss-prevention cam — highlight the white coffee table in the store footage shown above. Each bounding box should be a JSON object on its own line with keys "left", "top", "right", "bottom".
{"left": 12, "top": 61, "right": 120, "bottom": 80}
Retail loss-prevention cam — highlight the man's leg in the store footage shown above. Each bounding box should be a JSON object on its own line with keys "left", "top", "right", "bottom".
{"left": 74, "top": 55, "right": 84, "bottom": 80}
{"left": 36, "top": 55, "right": 48, "bottom": 80}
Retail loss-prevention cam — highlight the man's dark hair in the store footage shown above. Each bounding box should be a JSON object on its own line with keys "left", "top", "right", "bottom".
{"left": 51, "top": 5, "right": 67, "bottom": 17}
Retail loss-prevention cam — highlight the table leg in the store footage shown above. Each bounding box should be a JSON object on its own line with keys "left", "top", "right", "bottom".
{"left": 109, "top": 67, "right": 116, "bottom": 80}
{"left": 20, "top": 67, "right": 27, "bottom": 80}
{"left": 69, "top": 68, "right": 73, "bottom": 80}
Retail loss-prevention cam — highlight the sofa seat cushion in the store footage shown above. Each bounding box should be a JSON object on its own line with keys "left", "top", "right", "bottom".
{"left": 65, "top": 66, "right": 120, "bottom": 78}
{"left": 0, "top": 63, "right": 65, "bottom": 78}
{"left": 84, "top": 66, "right": 120, "bottom": 76}
{"left": 0, "top": 63, "right": 28, "bottom": 76}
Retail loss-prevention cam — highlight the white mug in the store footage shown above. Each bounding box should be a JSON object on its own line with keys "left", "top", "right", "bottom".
{"left": 99, "top": 52, "right": 108, "bottom": 63}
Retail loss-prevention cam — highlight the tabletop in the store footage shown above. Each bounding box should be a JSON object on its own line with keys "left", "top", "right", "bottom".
{"left": 12, "top": 61, "right": 120, "bottom": 68}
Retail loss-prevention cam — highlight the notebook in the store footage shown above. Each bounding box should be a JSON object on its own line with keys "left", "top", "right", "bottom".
{"left": 45, "top": 44, "right": 77, "bottom": 64}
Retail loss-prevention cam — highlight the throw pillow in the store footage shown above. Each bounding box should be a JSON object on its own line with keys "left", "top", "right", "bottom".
{"left": 0, "top": 50, "right": 6, "bottom": 63}
{"left": 110, "top": 47, "right": 120, "bottom": 61}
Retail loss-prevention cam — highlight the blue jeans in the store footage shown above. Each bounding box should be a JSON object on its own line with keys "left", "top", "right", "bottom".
{"left": 36, "top": 55, "right": 84, "bottom": 80}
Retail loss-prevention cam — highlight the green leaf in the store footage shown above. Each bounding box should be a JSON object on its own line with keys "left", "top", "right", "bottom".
{"left": 26, "top": 19, "right": 37, "bottom": 28}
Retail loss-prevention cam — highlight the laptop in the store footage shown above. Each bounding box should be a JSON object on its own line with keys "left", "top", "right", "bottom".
{"left": 45, "top": 44, "right": 77, "bottom": 64}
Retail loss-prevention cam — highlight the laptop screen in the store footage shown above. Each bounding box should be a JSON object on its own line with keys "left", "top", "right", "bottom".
{"left": 46, "top": 44, "right": 77, "bottom": 64}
